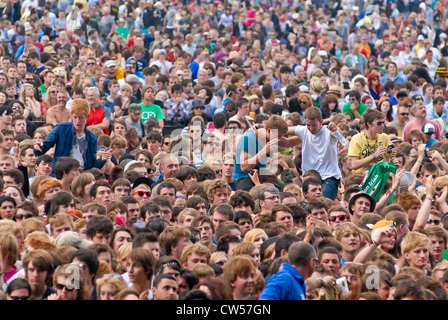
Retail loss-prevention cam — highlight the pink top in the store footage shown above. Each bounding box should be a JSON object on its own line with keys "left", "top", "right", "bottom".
{"left": 244, "top": 10, "right": 256, "bottom": 27}
{"left": 402, "top": 119, "right": 441, "bottom": 142}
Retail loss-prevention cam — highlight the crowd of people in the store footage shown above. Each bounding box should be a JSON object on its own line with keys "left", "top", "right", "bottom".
{"left": 0, "top": 0, "right": 448, "bottom": 301}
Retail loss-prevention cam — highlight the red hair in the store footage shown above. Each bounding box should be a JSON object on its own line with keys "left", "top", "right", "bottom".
{"left": 367, "top": 73, "right": 382, "bottom": 93}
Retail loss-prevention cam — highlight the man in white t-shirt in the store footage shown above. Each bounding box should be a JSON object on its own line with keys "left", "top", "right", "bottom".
{"left": 284, "top": 107, "right": 342, "bottom": 200}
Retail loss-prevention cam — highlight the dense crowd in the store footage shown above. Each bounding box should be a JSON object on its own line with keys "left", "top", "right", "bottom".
{"left": 0, "top": 0, "right": 447, "bottom": 301}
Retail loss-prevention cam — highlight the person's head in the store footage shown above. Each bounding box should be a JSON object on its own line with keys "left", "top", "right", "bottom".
{"left": 90, "top": 181, "right": 113, "bottom": 206}
{"left": 401, "top": 231, "right": 431, "bottom": 270}
{"left": 206, "top": 179, "right": 232, "bottom": 205}
{"left": 151, "top": 273, "right": 179, "bottom": 300}
{"left": 221, "top": 255, "right": 256, "bottom": 299}
{"left": 52, "top": 263, "right": 86, "bottom": 300}
{"left": 127, "top": 247, "right": 156, "bottom": 284}
{"left": 160, "top": 153, "right": 180, "bottom": 180}
{"left": 304, "top": 107, "right": 323, "bottom": 134}
{"left": 70, "top": 99, "right": 90, "bottom": 132}
{"left": 363, "top": 108, "right": 386, "bottom": 131}
{"left": 410, "top": 101, "right": 427, "bottom": 119}
{"left": 258, "top": 186, "right": 280, "bottom": 211}
{"left": 180, "top": 243, "right": 211, "bottom": 270}
{"left": 86, "top": 215, "right": 114, "bottom": 244}
{"left": 158, "top": 225, "right": 192, "bottom": 260}
{"left": 22, "top": 248, "right": 54, "bottom": 288}
{"left": 288, "top": 241, "right": 317, "bottom": 279}
{"left": 302, "top": 178, "right": 323, "bottom": 201}
{"left": 5, "top": 278, "right": 31, "bottom": 300}
{"left": 36, "top": 177, "right": 62, "bottom": 202}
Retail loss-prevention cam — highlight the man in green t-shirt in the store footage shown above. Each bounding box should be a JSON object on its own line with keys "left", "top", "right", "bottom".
{"left": 115, "top": 19, "right": 130, "bottom": 40}
{"left": 38, "top": 69, "right": 54, "bottom": 97}
{"left": 140, "top": 85, "right": 165, "bottom": 130}
{"left": 343, "top": 90, "right": 367, "bottom": 120}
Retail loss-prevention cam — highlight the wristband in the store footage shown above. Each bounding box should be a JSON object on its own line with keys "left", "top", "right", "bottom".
{"left": 426, "top": 197, "right": 435, "bottom": 203}
{"left": 318, "top": 278, "right": 327, "bottom": 288}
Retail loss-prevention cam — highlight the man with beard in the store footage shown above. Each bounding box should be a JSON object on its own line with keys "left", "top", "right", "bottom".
{"left": 46, "top": 90, "right": 72, "bottom": 125}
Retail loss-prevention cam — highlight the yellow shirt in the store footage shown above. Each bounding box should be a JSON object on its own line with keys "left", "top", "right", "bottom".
{"left": 348, "top": 132, "right": 392, "bottom": 173}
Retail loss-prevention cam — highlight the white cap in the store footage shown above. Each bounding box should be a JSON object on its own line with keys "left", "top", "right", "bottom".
{"left": 418, "top": 35, "right": 424, "bottom": 41}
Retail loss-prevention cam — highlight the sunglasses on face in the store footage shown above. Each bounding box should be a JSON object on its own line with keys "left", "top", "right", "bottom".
{"left": 133, "top": 191, "right": 151, "bottom": 197}
{"left": 375, "top": 121, "right": 385, "bottom": 126}
{"left": 399, "top": 113, "right": 409, "bottom": 116}
{"left": 329, "top": 215, "right": 347, "bottom": 222}
{"left": 164, "top": 142, "right": 170, "bottom": 145}
{"left": 55, "top": 283, "right": 75, "bottom": 292}
{"left": 147, "top": 167, "right": 156, "bottom": 173}
{"left": 16, "top": 213, "right": 33, "bottom": 219}
{"left": 427, "top": 219, "right": 441, "bottom": 225}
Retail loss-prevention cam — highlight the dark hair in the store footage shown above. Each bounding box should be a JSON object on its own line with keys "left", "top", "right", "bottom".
{"left": 54, "top": 157, "right": 81, "bottom": 180}
{"left": 132, "top": 232, "right": 159, "bottom": 248}
{"left": 86, "top": 215, "right": 114, "bottom": 239}
{"left": 302, "top": 178, "right": 322, "bottom": 193}
{"left": 6, "top": 278, "right": 31, "bottom": 296}
{"left": 48, "top": 191, "right": 74, "bottom": 217}
{"left": 70, "top": 249, "right": 100, "bottom": 284}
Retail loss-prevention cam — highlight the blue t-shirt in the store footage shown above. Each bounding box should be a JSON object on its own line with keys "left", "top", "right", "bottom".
{"left": 233, "top": 130, "right": 267, "bottom": 183}
{"left": 259, "top": 263, "right": 306, "bottom": 300}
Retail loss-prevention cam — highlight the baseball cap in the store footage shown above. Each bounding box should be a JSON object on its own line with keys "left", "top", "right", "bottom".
{"left": 126, "top": 74, "right": 140, "bottom": 83}
{"left": 422, "top": 122, "right": 435, "bottom": 134}
{"left": 129, "top": 103, "right": 142, "bottom": 114}
{"left": 191, "top": 99, "right": 205, "bottom": 109}
{"left": 271, "top": 104, "right": 283, "bottom": 115}
{"left": 159, "top": 49, "right": 167, "bottom": 55}
{"left": 54, "top": 231, "right": 93, "bottom": 249}
{"left": 105, "top": 60, "right": 117, "bottom": 68}
{"left": 418, "top": 35, "right": 424, "bottom": 41}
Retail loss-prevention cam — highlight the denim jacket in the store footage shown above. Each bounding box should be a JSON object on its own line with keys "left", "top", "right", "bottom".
{"left": 34, "top": 122, "right": 105, "bottom": 176}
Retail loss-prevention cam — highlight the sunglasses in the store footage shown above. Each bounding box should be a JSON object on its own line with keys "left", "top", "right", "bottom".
{"left": 147, "top": 167, "right": 156, "bottom": 173}
{"left": 215, "top": 169, "right": 222, "bottom": 174}
{"left": 299, "top": 100, "right": 306, "bottom": 104}
{"left": 375, "top": 121, "right": 385, "bottom": 126}
{"left": 399, "top": 113, "right": 409, "bottom": 116}
{"left": 372, "top": 78, "right": 379, "bottom": 80}
{"left": 55, "top": 283, "right": 75, "bottom": 292}
{"left": 16, "top": 213, "right": 33, "bottom": 219}
{"left": 132, "top": 191, "right": 151, "bottom": 197}
{"left": 49, "top": 91, "right": 57, "bottom": 94}
{"left": 279, "top": 149, "right": 293, "bottom": 154}
{"left": 329, "top": 215, "right": 347, "bottom": 222}
{"left": 87, "top": 62, "right": 96, "bottom": 66}
{"left": 12, "top": 106, "right": 23, "bottom": 110}
{"left": 427, "top": 219, "right": 441, "bottom": 225}
{"left": 164, "top": 142, "right": 170, "bottom": 145}
{"left": 189, "top": 129, "right": 201, "bottom": 133}
{"left": 9, "top": 296, "right": 29, "bottom": 300}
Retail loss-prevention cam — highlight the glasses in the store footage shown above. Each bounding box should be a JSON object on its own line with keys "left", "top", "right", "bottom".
{"left": 133, "top": 191, "right": 151, "bottom": 197}
{"left": 427, "top": 219, "right": 441, "bottom": 225}
{"left": 279, "top": 149, "right": 293, "bottom": 154}
{"left": 375, "top": 121, "right": 385, "bottom": 126}
{"left": 25, "top": 78, "right": 34, "bottom": 81}
{"left": 329, "top": 215, "right": 347, "bottom": 222}
{"left": 399, "top": 113, "right": 409, "bottom": 116}
{"left": 147, "top": 167, "right": 157, "bottom": 173}
{"left": 71, "top": 262, "right": 87, "bottom": 270}
{"left": 372, "top": 78, "right": 379, "bottom": 81}
{"left": 55, "top": 283, "right": 75, "bottom": 292}
{"left": 12, "top": 106, "right": 23, "bottom": 110}
{"left": 87, "top": 62, "right": 96, "bottom": 66}
{"left": 164, "top": 142, "right": 170, "bottom": 145}
{"left": 215, "top": 169, "right": 222, "bottom": 174}
{"left": 299, "top": 100, "right": 306, "bottom": 104}
{"left": 189, "top": 129, "right": 201, "bottom": 133}
{"left": 16, "top": 213, "right": 33, "bottom": 219}
{"left": 9, "top": 295, "right": 29, "bottom": 300}
{"left": 253, "top": 101, "right": 261, "bottom": 104}
{"left": 161, "top": 210, "right": 172, "bottom": 215}
{"left": 264, "top": 195, "right": 279, "bottom": 201}
{"left": 49, "top": 91, "right": 57, "bottom": 94}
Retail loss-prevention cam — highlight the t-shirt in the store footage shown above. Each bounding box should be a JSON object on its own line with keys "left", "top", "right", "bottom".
{"left": 386, "top": 121, "right": 406, "bottom": 137}
{"left": 70, "top": 134, "right": 86, "bottom": 169}
{"left": 402, "top": 119, "right": 442, "bottom": 142}
{"left": 233, "top": 130, "right": 268, "bottom": 182}
{"left": 343, "top": 102, "right": 367, "bottom": 119}
{"left": 295, "top": 125, "right": 341, "bottom": 181}
{"left": 140, "top": 102, "right": 165, "bottom": 123}
{"left": 348, "top": 132, "right": 391, "bottom": 172}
